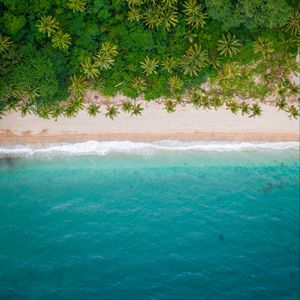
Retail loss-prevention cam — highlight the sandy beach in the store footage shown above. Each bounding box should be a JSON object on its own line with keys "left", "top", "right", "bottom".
{"left": 0, "top": 102, "right": 299, "bottom": 145}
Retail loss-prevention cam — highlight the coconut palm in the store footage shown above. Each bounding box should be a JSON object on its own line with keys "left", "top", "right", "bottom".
{"left": 144, "top": 6, "right": 161, "bottom": 29}
{"left": 275, "top": 97, "right": 287, "bottom": 111}
{"left": 67, "top": 0, "right": 87, "bottom": 13}
{"left": 37, "top": 105, "right": 51, "bottom": 119}
{"left": 140, "top": 57, "right": 159, "bottom": 76}
{"left": 131, "top": 103, "right": 144, "bottom": 116}
{"left": 184, "top": 30, "right": 198, "bottom": 44}
{"left": 253, "top": 37, "right": 273, "bottom": 58}
{"left": 180, "top": 44, "right": 208, "bottom": 76}
{"left": 161, "top": 56, "right": 177, "bottom": 73}
{"left": 250, "top": 103, "right": 262, "bottom": 118}
{"left": 287, "top": 105, "right": 299, "bottom": 119}
{"left": 164, "top": 100, "right": 176, "bottom": 113}
{"left": 68, "top": 75, "right": 89, "bottom": 96}
{"left": 210, "top": 96, "right": 223, "bottom": 110}
{"left": 240, "top": 102, "right": 250, "bottom": 115}
{"left": 19, "top": 102, "right": 34, "bottom": 117}
{"left": 286, "top": 10, "right": 300, "bottom": 36}
{"left": 226, "top": 100, "right": 239, "bottom": 114}
{"left": 100, "top": 41, "right": 118, "bottom": 58}
{"left": 189, "top": 91, "right": 201, "bottom": 108}
{"left": 162, "top": 0, "right": 177, "bottom": 7}
{"left": 217, "top": 33, "right": 242, "bottom": 57}
{"left": 87, "top": 103, "right": 101, "bottom": 116}
{"left": 183, "top": 0, "right": 207, "bottom": 29}
{"left": 132, "top": 76, "right": 146, "bottom": 93}
{"left": 160, "top": 7, "right": 179, "bottom": 31}
{"left": 121, "top": 101, "right": 133, "bottom": 113}
{"left": 81, "top": 57, "right": 99, "bottom": 79}
{"left": 168, "top": 75, "right": 183, "bottom": 93}
{"left": 128, "top": 7, "right": 142, "bottom": 22}
{"left": 52, "top": 30, "right": 71, "bottom": 50}
{"left": 127, "top": 0, "right": 144, "bottom": 7}
{"left": 105, "top": 105, "right": 119, "bottom": 120}
{"left": 36, "top": 16, "right": 59, "bottom": 37}
{"left": 0, "top": 34, "right": 13, "bottom": 53}
{"left": 94, "top": 42, "right": 118, "bottom": 70}
{"left": 50, "top": 104, "right": 64, "bottom": 121}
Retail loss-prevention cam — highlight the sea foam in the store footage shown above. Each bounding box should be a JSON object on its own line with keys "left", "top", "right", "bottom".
{"left": 0, "top": 141, "right": 299, "bottom": 157}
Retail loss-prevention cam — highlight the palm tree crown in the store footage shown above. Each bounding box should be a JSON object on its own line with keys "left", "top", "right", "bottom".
{"left": 140, "top": 57, "right": 159, "bottom": 76}
{"left": 180, "top": 44, "right": 208, "bottom": 76}
{"left": 52, "top": 30, "right": 71, "bottom": 50}
{"left": 68, "top": 75, "right": 89, "bottom": 96}
{"left": 253, "top": 37, "right": 273, "bottom": 58}
{"left": 0, "top": 34, "right": 13, "bottom": 53}
{"left": 67, "top": 0, "right": 87, "bottom": 13}
{"left": 217, "top": 33, "right": 242, "bottom": 57}
{"left": 36, "top": 16, "right": 59, "bottom": 37}
{"left": 80, "top": 57, "right": 99, "bottom": 79}
{"left": 183, "top": 0, "right": 207, "bottom": 29}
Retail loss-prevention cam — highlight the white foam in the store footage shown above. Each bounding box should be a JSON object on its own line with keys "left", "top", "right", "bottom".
{"left": 0, "top": 141, "right": 299, "bottom": 157}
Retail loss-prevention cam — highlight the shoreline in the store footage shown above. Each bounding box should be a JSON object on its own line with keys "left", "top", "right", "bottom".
{"left": 0, "top": 103, "right": 299, "bottom": 146}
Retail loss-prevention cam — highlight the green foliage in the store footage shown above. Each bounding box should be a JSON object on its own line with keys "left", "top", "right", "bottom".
{"left": 0, "top": 0, "right": 298, "bottom": 119}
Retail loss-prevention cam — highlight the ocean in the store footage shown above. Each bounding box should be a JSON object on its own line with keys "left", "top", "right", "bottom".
{"left": 0, "top": 141, "right": 299, "bottom": 299}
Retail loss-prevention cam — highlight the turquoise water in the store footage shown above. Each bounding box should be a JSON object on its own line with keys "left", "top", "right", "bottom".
{"left": 0, "top": 147, "right": 299, "bottom": 299}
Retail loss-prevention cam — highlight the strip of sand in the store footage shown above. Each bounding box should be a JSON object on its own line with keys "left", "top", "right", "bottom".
{"left": 0, "top": 103, "right": 299, "bottom": 145}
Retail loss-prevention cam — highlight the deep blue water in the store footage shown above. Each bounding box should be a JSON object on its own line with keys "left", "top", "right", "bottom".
{"left": 0, "top": 149, "right": 299, "bottom": 299}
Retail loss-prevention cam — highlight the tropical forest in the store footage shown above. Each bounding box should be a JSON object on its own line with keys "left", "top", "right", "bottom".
{"left": 0, "top": 0, "right": 299, "bottom": 119}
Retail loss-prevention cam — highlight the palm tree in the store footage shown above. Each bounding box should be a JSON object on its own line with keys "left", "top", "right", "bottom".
{"left": 19, "top": 102, "right": 34, "bottom": 117}
{"left": 240, "top": 102, "right": 250, "bottom": 115}
{"left": 105, "top": 105, "right": 119, "bottom": 120}
{"left": 161, "top": 56, "right": 177, "bottom": 73}
{"left": 50, "top": 104, "right": 64, "bottom": 121}
{"left": 127, "top": 0, "right": 144, "bottom": 7}
{"left": 131, "top": 103, "right": 144, "bottom": 116}
{"left": 143, "top": 6, "right": 161, "bottom": 29}
{"left": 287, "top": 105, "right": 299, "bottom": 119}
{"left": 217, "top": 33, "right": 242, "bottom": 57}
{"left": 253, "top": 37, "right": 273, "bottom": 58}
{"left": 286, "top": 10, "right": 300, "bottom": 36}
{"left": 128, "top": 7, "right": 142, "bottom": 22}
{"left": 164, "top": 100, "right": 176, "bottom": 113}
{"left": 160, "top": 7, "right": 179, "bottom": 31}
{"left": 94, "top": 42, "right": 118, "bottom": 70}
{"left": 162, "top": 0, "right": 177, "bottom": 7}
{"left": 80, "top": 56, "right": 99, "bottom": 79}
{"left": 168, "top": 75, "right": 183, "bottom": 93}
{"left": 0, "top": 34, "right": 13, "bottom": 53}
{"left": 140, "top": 57, "right": 159, "bottom": 76}
{"left": 250, "top": 103, "right": 262, "bottom": 118}
{"left": 189, "top": 91, "right": 201, "bottom": 108}
{"left": 52, "top": 30, "right": 71, "bottom": 50}
{"left": 87, "top": 103, "right": 101, "bottom": 116}
{"left": 67, "top": 0, "right": 87, "bottom": 13}
{"left": 180, "top": 44, "right": 208, "bottom": 76}
{"left": 210, "top": 96, "right": 223, "bottom": 110}
{"left": 132, "top": 77, "right": 146, "bottom": 93}
{"left": 36, "top": 16, "right": 59, "bottom": 37}
{"left": 68, "top": 75, "right": 89, "bottom": 96}
{"left": 100, "top": 41, "right": 118, "bottom": 58}
{"left": 275, "top": 97, "right": 287, "bottom": 111}
{"left": 121, "top": 101, "right": 133, "bottom": 113}
{"left": 226, "top": 100, "right": 239, "bottom": 114}
{"left": 37, "top": 105, "right": 51, "bottom": 119}
{"left": 183, "top": 0, "right": 207, "bottom": 29}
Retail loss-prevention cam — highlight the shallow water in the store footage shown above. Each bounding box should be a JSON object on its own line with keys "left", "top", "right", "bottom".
{"left": 0, "top": 142, "right": 299, "bottom": 299}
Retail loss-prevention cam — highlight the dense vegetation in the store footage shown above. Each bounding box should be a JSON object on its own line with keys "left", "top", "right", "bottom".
{"left": 0, "top": 0, "right": 299, "bottom": 119}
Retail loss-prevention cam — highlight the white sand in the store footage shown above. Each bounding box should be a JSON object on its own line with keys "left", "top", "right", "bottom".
{"left": 0, "top": 103, "right": 299, "bottom": 144}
